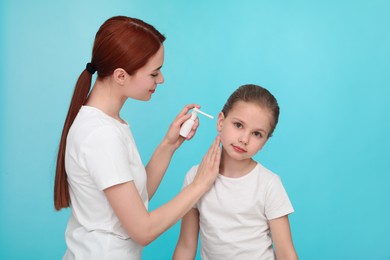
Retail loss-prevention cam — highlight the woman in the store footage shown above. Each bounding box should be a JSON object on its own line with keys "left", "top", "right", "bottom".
{"left": 54, "top": 16, "right": 221, "bottom": 259}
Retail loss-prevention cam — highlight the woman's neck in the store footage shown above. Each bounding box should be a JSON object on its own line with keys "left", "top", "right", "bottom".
{"left": 85, "top": 78, "right": 127, "bottom": 123}
{"left": 219, "top": 152, "right": 257, "bottom": 178}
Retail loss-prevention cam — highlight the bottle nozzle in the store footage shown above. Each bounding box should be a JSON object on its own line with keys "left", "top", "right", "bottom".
{"left": 193, "top": 108, "right": 214, "bottom": 119}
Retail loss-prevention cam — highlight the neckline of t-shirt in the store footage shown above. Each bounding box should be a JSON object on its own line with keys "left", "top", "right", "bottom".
{"left": 82, "top": 105, "right": 130, "bottom": 127}
{"left": 218, "top": 163, "right": 260, "bottom": 181}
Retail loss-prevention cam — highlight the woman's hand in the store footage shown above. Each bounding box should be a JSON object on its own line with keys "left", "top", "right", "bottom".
{"left": 191, "top": 135, "right": 221, "bottom": 192}
{"left": 146, "top": 104, "right": 201, "bottom": 199}
{"left": 163, "top": 104, "right": 200, "bottom": 149}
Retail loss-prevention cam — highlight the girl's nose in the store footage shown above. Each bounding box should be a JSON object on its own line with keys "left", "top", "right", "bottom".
{"left": 239, "top": 132, "right": 249, "bottom": 145}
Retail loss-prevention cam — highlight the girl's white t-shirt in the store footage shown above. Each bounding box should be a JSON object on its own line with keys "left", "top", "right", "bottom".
{"left": 184, "top": 163, "right": 294, "bottom": 260}
{"left": 63, "top": 106, "right": 148, "bottom": 260}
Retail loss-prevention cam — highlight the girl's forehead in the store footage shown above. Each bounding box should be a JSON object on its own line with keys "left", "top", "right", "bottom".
{"left": 230, "top": 101, "right": 268, "bottom": 114}
{"left": 228, "top": 101, "right": 273, "bottom": 129}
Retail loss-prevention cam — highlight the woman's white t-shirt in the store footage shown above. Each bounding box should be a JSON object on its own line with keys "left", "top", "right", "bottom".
{"left": 63, "top": 106, "right": 148, "bottom": 260}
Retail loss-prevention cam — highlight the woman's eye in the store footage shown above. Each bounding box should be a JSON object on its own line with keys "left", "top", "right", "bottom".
{"left": 151, "top": 73, "right": 158, "bottom": 77}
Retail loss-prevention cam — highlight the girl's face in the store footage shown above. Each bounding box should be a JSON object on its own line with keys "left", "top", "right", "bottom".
{"left": 217, "top": 101, "right": 272, "bottom": 162}
{"left": 124, "top": 45, "right": 165, "bottom": 101}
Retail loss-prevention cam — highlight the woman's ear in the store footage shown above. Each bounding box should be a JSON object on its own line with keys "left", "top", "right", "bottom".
{"left": 113, "top": 68, "right": 127, "bottom": 85}
{"left": 216, "top": 112, "right": 225, "bottom": 132}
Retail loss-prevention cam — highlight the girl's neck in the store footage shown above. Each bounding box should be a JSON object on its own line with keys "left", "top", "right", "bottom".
{"left": 85, "top": 78, "right": 127, "bottom": 124}
{"left": 219, "top": 152, "right": 257, "bottom": 178}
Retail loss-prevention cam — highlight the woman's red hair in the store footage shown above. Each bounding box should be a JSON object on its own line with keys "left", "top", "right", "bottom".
{"left": 54, "top": 16, "right": 165, "bottom": 210}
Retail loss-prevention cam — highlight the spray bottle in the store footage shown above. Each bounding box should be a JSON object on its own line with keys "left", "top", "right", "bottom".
{"left": 179, "top": 108, "right": 214, "bottom": 138}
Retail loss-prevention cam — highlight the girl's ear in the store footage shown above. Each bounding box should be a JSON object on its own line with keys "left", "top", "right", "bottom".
{"left": 113, "top": 68, "right": 127, "bottom": 85}
{"left": 216, "top": 112, "right": 225, "bottom": 132}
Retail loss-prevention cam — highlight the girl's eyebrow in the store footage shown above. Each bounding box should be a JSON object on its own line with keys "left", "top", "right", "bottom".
{"left": 232, "top": 117, "right": 268, "bottom": 135}
{"left": 256, "top": 129, "right": 268, "bottom": 135}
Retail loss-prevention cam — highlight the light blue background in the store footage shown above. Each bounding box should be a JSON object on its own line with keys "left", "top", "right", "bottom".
{"left": 1, "top": 0, "right": 389, "bottom": 259}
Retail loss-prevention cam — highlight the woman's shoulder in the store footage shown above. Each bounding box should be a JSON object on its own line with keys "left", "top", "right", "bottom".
{"left": 76, "top": 106, "right": 127, "bottom": 131}
{"left": 68, "top": 107, "right": 127, "bottom": 148}
{"left": 77, "top": 106, "right": 123, "bottom": 127}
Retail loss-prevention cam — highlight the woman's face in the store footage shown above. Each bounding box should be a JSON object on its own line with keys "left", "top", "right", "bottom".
{"left": 124, "top": 45, "right": 165, "bottom": 101}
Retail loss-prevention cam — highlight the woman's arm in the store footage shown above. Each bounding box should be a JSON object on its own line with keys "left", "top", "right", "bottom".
{"left": 269, "top": 215, "right": 298, "bottom": 260}
{"left": 105, "top": 135, "right": 220, "bottom": 246}
{"left": 173, "top": 208, "right": 200, "bottom": 260}
{"left": 146, "top": 104, "right": 199, "bottom": 199}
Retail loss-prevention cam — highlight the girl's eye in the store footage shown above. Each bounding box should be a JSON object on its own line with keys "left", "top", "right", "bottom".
{"left": 151, "top": 73, "right": 158, "bottom": 77}
{"left": 253, "top": 131, "right": 262, "bottom": 138}
{"left": 233, "top": 122, "right": 242, "bottom": 128}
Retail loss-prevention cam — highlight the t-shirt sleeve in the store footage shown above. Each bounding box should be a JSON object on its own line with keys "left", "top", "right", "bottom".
{"left": 80, "top": 126, "right": 134, "bottom": 190}
{"left": 182, "top": 165, "right": 198, "bottom": 208}
{"left": 264, "top": 175, "right": 294, "bottom": 220}
{"left": 183, "top": 165, "right": 198, "bottom": 188}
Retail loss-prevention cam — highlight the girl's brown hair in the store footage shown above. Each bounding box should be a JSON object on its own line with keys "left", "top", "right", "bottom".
{"left": 54, "top": 16, "right": 165, "bottom": 210}
{"left": 221, "top": 84, "right": 280, "bottom": 138}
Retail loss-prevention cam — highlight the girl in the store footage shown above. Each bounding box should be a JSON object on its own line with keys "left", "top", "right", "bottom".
{"left": 173, "top": 84, "right": 298, "bottom": 260}
{"left": 54, "top": 16, "right": 221, "bottom": 259}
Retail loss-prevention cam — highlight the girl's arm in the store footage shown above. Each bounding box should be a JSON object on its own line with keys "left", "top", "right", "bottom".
{"left": 173, "top": 208, "right": 200, "bottom": 260}
{"left": 104, "top": 135, "right": 220, "bottom": 246}
{"left": 146, "top": 104, "right": 199, "bottom": 199}
{"left": 269, "top": 215, "right": 298, "bottom": 260}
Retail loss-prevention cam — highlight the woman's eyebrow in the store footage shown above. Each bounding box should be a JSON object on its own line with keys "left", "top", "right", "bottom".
{"left": 153, "top": 65, "right": 162, "bottom": 71}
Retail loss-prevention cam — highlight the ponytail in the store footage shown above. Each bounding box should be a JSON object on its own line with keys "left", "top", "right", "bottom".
{"left": 54, "top": 69, "right": 92, "bottom": 210}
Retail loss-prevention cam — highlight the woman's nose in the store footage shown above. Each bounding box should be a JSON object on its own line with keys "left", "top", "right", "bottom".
{"left": 156, "top": 72, "right": 164, "bottom": 84}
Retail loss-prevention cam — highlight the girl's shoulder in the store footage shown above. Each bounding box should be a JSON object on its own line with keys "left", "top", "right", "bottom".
{"left": 184, "top": 165, "right": 199, "bottom": 183}
{"left": 254, "top": 162, "right": 282, "bottom": 183}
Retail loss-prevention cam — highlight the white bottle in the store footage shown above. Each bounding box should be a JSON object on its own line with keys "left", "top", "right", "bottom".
{"left": 180, "top": 108, "right": 214, "bottom": 138}
{"left": 180, "top": 110, "right": 198, "bottom": 138}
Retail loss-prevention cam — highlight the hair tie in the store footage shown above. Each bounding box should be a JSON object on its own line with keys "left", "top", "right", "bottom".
{"left": 86, "top": 62, "right": 97, "bottom": 75}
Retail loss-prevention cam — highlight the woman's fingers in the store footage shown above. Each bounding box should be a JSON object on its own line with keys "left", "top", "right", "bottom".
{"left": 210, "top": 135, "right": 221, "bottom": 167}
{"left": 170, "top": 104, "right": 200, "bottom": 129}
{"left": 196, "top": 135, "right": 221, "bottom": 188}
{"left": 175, "top": 104, "right": 200, "bottom": 120}
{"left": 209, "top": 135, "right": 221, "bottom": 167}
{"left": 185, "top": 118, "right": 200, "bottom": 140}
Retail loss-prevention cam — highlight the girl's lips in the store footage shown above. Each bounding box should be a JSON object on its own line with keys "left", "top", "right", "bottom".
{"left": 149, "top": 89, "right": 155, "bottom": 93}
{"left": 232, "top": 145, "right": 246, "bottom": 153}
